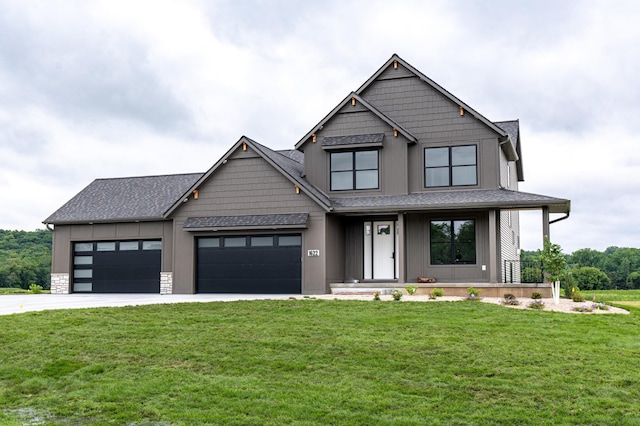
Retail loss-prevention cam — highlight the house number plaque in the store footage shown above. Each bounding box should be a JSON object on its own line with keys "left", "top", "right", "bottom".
{"left": 307, "top": 249, "right": 320, "bottom": 257}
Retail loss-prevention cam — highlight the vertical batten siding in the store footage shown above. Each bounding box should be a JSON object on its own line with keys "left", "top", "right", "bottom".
{"left": 170, "top": 150, "right": 327, "bottom": 294}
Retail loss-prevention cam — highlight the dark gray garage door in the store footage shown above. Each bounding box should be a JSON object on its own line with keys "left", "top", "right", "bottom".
{"left": 72, "top": 240, "right": 162, "bottom": 293}
{"left": 196, "top": 234, "right": 302, "bottom": 293}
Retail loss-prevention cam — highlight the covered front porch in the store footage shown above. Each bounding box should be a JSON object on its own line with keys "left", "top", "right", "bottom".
{"left": 327, "top": 190, "right": 570, "bottom": 297}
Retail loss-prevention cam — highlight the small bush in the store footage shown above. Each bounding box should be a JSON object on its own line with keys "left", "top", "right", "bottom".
{"left": 391, "top": 289, "right": 403, "bottom": 301}
{"left": 501, "top": 294, "right": 520, "bottom": 306}
{"left": 29, "top": 284, "right": 44, "bottom": 294}
{"left": 432, "top": 288, "right": 444, "bottom": 297}
{"left": 467, "top": 287, "right": 481, "bottom": 297}
{"left": 591, "top": 302, "right": 609, "bottom": 311}
{"left": 465, "top": 290, "right": 482, "bottom": 302}
{"left": 573, "top": 305, "right": 593, "bottom": 313}
{"left": 572, "top": 291, "right": 586, "bottom": 302}
{"left": 372, "top": 291, "right": 380, "bottom": 301}
{"left": 531, "top": 292, "right": 542, "bottom": 300}
{"left": 527, "top": 300, "right": 545, "bottom": 310}
{"left": 428, "top": 289, "right": 437, "bottom": 300}
{"left": 404, "top": 285, "right": 418, "bottom": 296}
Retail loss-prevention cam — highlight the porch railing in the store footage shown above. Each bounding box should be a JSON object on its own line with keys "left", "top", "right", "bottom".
{"left": 503, "top": 260, "right": 544, "bottom": 284}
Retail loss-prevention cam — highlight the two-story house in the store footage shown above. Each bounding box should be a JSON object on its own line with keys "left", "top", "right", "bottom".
{"left": 44, "top": 54, "right": 570, "bottom": 296}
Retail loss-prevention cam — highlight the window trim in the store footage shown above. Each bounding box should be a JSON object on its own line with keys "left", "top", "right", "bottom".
{"left": 424, "top": 144, "right": 478, "bottom": 188}
{"left": 330, "top": 149, "right": 379, "bottom": 191}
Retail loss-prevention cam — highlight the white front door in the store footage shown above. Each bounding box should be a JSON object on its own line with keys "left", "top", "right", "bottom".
{"left": 364, "top": 221, "right": 397, "bottom": 279}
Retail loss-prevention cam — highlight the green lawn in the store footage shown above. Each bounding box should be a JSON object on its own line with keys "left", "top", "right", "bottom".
{"left": 1, "top": 300, "right": 640, "bottom": 425}
{"left": 583, "top": 289, "right": 640, "bottom": 302}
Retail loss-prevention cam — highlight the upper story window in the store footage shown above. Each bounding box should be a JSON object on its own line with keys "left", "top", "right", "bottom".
{"left": 330, "top": 150, "right": 379, "bottom": 191}
{"left": 425, "top": 145, "right": 477, "bottom": 187}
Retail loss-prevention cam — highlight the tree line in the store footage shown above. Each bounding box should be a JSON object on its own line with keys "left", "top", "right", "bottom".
{"left": 521, "top": 246, "right": 640, "bottom": 290}
{"left": 0, "top": 229, "right": 52, "bottom": 289}
{"left": 1, "top": 228, "right": 639, "bottom": 292}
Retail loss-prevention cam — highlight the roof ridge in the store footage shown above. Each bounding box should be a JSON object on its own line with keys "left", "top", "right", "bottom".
{"left": 94, "top": 172, "right": 204, "bottom": 181}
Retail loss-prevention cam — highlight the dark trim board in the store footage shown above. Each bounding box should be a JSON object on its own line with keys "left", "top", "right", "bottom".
{"left": 196, "top": 234, "right": 302, "bottom": 294}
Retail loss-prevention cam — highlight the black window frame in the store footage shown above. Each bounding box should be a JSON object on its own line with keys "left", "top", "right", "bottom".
{"left": 429, "top": 219, "right": 476, "bottom": 265}
{"left": 330, "top": 149, "right": 379, "bottom": 191}
{"left": 424, "top": 145, "right": 478, "bottom": 188}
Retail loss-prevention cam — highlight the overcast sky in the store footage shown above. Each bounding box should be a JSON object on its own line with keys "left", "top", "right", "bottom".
{"left": 1, "top": 0, "right": 638, "bottom": 253}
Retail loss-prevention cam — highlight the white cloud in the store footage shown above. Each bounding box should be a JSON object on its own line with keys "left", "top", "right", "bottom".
{"left": 0, "top": 0, "right": 638, "bottom": 254}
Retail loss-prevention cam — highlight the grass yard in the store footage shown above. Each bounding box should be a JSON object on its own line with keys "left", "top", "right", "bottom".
{"left": 1, "top": 300, "right": 640, "bottom": 425}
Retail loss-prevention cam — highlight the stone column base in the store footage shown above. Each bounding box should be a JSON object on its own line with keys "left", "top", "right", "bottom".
{"left": 160, "top": 272, "right": 173, "bottom": 294}
{"left": 50, "top": 273, "right": 70, "bottom": 294}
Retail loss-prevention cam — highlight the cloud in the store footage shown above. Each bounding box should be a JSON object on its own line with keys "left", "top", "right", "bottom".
{"left": 0, "top": 0, "right": 638, "bottom": 255}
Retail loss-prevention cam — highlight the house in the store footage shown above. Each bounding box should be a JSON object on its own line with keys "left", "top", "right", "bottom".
{"left": 44, "top": 54, "right": 570, "bottom": 297}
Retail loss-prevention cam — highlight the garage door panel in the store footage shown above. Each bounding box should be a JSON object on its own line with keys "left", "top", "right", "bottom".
{"left": 197, "top": 234, "right": 301, "bottom": 294}
{"left": 73, "top": 240, "right": 161, "bottom": 293}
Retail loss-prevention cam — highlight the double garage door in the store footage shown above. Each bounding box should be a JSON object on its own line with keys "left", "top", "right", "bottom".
{"left": 196, "top": 234, "right": 302, "bottom": 294}
{"left": 73, "top": 240, "right": 162, "bottom": 293}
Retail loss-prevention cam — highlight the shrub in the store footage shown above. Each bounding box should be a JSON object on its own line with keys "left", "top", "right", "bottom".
{"left": 29, "top": 284, "right": 43, "bottom": 294}
{"left": 573, "top": 305, "right": 593, "bottom": 313}
{"left": 572, "top": 291, "right": 586, "bottom": 303}
{"left": 627, "top": 271, "right": 640, "bottom": 290}
{"left": 404, "top": 285, "right": 418, "bottom": 296}
{"left": 372, "top": 291, "right": 380, "bottom": 301}
{"left": 465, "top": 288, "right": 482, "bottom": 301}
{"left": 531, "top": 292, "right": 542, "bottom": 300}
{"left": 572, "top": 266, "right": 612, "bottom": 290}
{"left": 467, "top": 287, "right": 481, "bottom": 297}
{"left": 391, "top": 289, "right": 403, "bottom": 301}
{"left": 501, "top": 294, "right": 520, "bottom": 306}
{"left": 432, "top": 288, "right": 444, "bottom": 297}
{"left": 591, "top": 302, "right": 609, "bottom": 311}
{"left": 527, "top": 300, "right": 545, "bottom": 310}
{"left": 428, "top": 289, "right": 437, "bottom": 300}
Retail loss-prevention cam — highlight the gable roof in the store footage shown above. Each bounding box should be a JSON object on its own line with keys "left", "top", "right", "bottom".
{"left": 495, "top": 120, "right": 524, "bottom": 181}
{"left": 44, "top": 173, "right": 203, "bottom": 225}
{"left": 295, "top": 92, "right": 417, "bottom": 149}
{"left": 163, "top": 136, "right": 332, "bottom": 218}
{"left": 356, "top": 54, "right": 510, "bottom": 141}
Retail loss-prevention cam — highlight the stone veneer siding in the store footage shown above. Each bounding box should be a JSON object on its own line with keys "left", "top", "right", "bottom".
{"left": 160, "top": 272, "right": 173, "bottom": 295}
{"left": 50, "top": 273, "right": 70, "bottom": 294}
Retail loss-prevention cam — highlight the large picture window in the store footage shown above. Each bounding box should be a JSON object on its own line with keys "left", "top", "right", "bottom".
{"left": 330, "top": 150, "right": 379, "bottom": 191}
{"left": 430, "top": 220, "right": 476, "bottom": 264}
{"left": 425, "top": 145, "right": 477, "bottom": 187}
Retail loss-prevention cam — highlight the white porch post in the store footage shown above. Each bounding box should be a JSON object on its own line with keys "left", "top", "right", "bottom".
{"left": 488, "top": 209, "right": 498, "bottom": 284}
{"left": 397, "top": 213, "right": 405, "bottom": 284}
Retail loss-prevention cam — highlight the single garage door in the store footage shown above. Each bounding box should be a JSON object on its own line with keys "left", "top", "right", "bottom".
{"left": 196, "top": 234, "right": 302, "bottom": 293}
{"left": 72, "top": 240, "right": 162, "bottom": 293}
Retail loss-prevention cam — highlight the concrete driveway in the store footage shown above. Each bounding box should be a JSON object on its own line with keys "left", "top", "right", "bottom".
{"left": 0, "top": 294, "right": 299, "bottom": 316}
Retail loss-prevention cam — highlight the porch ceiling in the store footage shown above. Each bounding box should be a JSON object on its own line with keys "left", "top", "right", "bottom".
{"left": 330, "top": 188, "right": 570, "bottom": 214}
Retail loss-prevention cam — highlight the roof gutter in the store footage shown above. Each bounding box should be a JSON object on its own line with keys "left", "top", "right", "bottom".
{"left": 550, "top": 211, "right": 570, "bottom": 224}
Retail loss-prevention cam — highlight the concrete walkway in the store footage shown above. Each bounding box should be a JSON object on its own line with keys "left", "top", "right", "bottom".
{"left": 0, "top": 294, "right": 299, "bottom": 316}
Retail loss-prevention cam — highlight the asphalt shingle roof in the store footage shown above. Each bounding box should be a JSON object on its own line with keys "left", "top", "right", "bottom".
{"left": 183, "top": 213, "right": 309, "bottom": 229}
{"left": 44, "top": 173, "right": 203, "bottom": 224}
{"left": 494, "top": 120, "right": 519, "bottom": 150}
{"left": 322, "top": 133, "right": 385, "bottom": 147}
{"left": 331, "top": 189, "right": 570, "bottom": 214}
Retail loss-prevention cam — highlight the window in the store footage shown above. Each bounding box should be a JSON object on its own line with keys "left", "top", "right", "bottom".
{"left": 279, "top": 235, "right": 302, "bottom": 246}
{"left": 96, "top": 242, "right": 116, "bottom": 251}
{"left": 425, "top": 145, "right": 477, "bottom": 187}
{"left": 119, "top": 241, "right": 139, "bottom": 251}
{"left": 142, "top": 240, "right": 162, "bottom": 250}
{"left": 330, "top": 150, "right": 378, "bottom": 191}
{"left": 430, "top": 220, "right": 476, "bottom": 264}
{"left": 251, "top": 236, "right": 274, "bottom": 247}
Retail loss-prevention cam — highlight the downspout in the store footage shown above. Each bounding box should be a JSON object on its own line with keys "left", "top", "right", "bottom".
{"left": 45, "top": 223, "right": 54, "bottom": 232}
